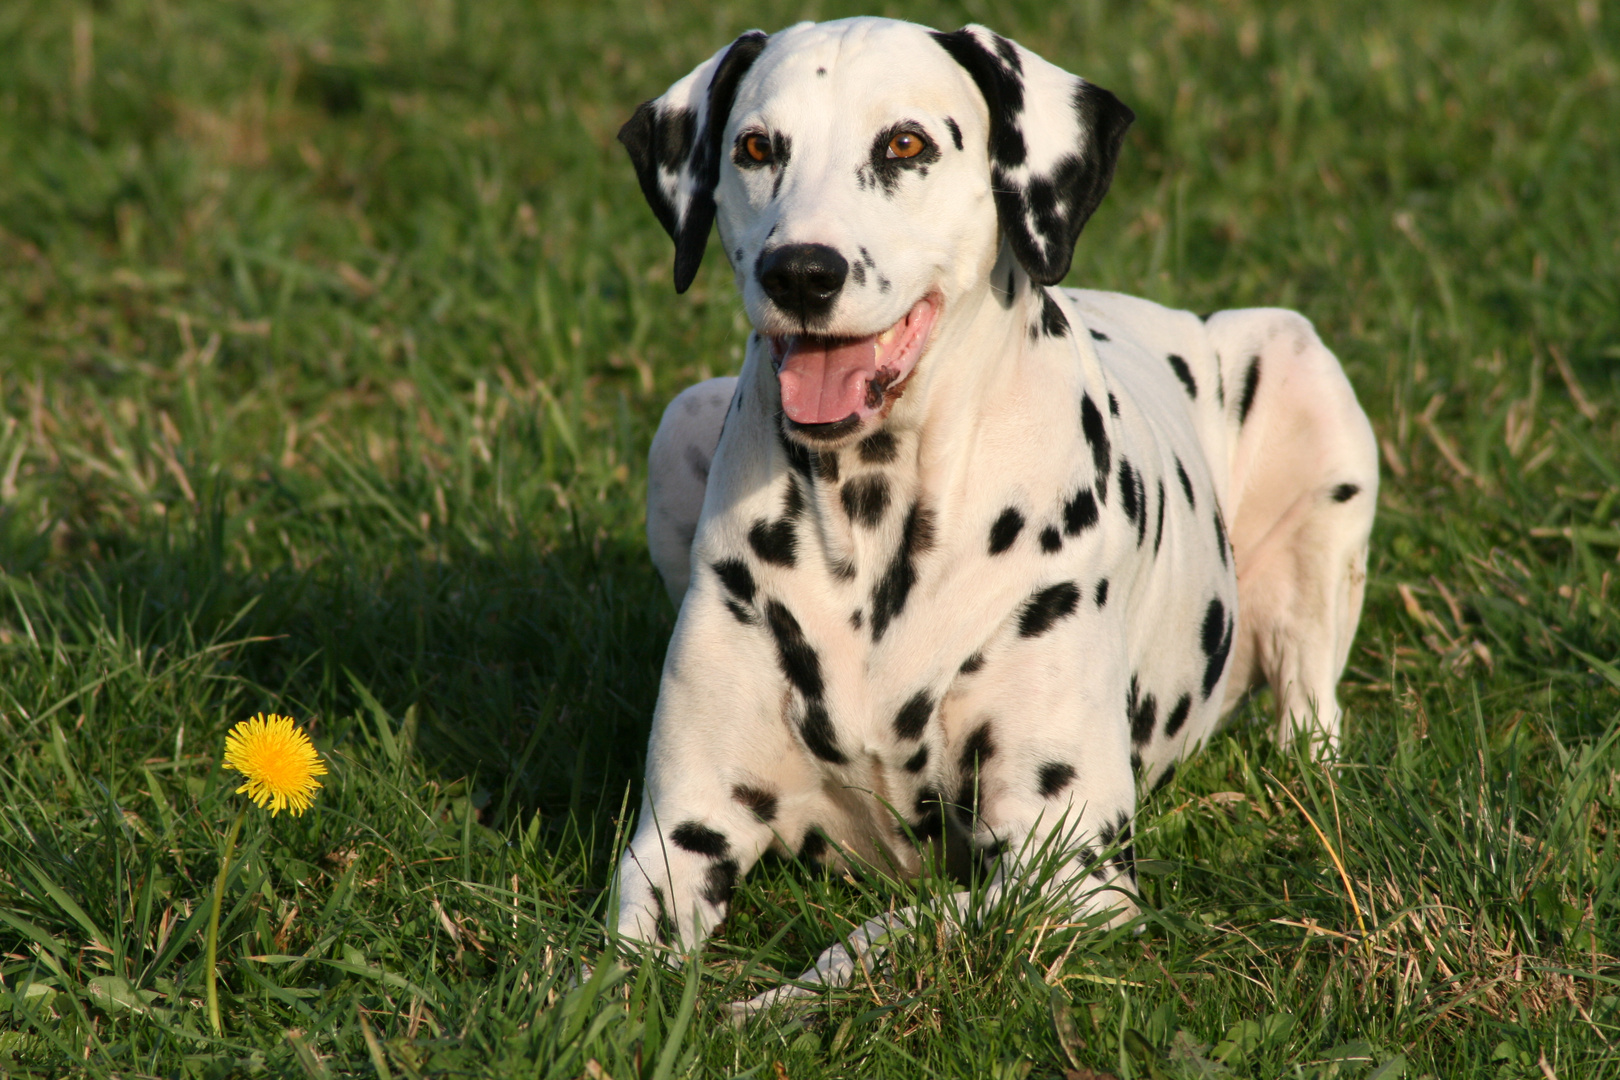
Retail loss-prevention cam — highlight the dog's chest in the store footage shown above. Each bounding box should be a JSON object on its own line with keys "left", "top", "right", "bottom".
{"left": 688, "top": 297, "right": 1236, "bottom": 821}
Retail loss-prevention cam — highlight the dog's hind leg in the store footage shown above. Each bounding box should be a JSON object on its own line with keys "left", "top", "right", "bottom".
{"left": 646, "top": 377, "right": 739, "bottom": 604}
{"left": 1206, "top": 310, "right": 1378, "bottom": 756}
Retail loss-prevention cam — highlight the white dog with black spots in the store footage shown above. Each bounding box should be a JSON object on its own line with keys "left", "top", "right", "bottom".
{"left": 614, "top": 17, "right": 1378, "bottom": 1011}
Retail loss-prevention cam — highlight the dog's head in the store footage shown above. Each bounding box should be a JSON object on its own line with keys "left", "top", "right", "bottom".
{"left": 621, "top": 18, "right": 1133, "bottom": 444}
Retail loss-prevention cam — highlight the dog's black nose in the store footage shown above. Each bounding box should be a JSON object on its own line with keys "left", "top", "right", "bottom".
{"left": 758, "top": 244, "right": 848, "bottom": 322}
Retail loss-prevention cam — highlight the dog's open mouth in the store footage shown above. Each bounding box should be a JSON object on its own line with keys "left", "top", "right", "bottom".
{"left": 769, "top": 295, "right": 939, "bottom": 432}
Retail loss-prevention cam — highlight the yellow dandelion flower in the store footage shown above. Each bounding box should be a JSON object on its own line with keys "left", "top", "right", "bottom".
{"left": 223, "top": 713, "right": 328, "bottom": 817}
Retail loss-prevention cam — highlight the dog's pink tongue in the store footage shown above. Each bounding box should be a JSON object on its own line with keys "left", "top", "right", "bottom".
{"left": 778, "top": 336, "right": 879, "bottom": 425}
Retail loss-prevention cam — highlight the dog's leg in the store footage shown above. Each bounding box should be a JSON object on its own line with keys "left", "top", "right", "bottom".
{"left": 733, "top": 620, "right": 1141, "bottom": 1014}
{"left": 614, "top": 623, "right": 818, "bottom": 952}
{"left": 646, "top": 377, "right": 739, "bottom": 605}
{"left": 1207, "top": 310, "right": 1378, "bottom": 755}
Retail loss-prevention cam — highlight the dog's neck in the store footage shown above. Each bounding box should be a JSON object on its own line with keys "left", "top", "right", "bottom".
{"left": 866, "top": 242, "right": 1059, "bottom": 476}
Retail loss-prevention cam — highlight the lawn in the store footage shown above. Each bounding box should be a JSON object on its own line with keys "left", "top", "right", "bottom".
{"left": 1, "top": 0, "right": 1618, "bottom": 1076}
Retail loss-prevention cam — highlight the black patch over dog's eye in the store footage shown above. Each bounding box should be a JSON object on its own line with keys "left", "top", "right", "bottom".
{"left": 870, "top": 123, "right": 941, "bottom": 194}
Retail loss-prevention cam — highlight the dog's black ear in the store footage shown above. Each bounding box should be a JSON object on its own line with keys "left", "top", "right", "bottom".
{"left": 930, "top": 26, "right": 1134, "bottom": 285}
{"left": 620, "top": 31, "right": 769, "bottom": 293}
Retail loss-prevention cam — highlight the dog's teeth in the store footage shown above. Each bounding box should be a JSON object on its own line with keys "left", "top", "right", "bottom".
{"left": 878, "top": 328, "right": 895, "bottom": 345}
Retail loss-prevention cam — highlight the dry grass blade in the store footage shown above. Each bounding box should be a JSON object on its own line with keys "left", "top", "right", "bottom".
{"left": 1262, "top": 769, "right": 1367, "bottom": 939}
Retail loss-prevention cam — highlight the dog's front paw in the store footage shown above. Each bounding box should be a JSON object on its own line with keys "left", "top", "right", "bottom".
{"left": 613, "top": 829, "right": 740, "bottom": 955}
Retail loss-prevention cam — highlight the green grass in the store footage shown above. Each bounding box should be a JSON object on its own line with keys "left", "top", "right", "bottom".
{"left": 1, "top": 0, "right": 1618, "bottom": 1075}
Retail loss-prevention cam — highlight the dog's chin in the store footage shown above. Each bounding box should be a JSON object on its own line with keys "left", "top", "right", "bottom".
{"left": 768, "top": 294, "right": 940, "bottom": 448}
{"left": 782, "top": 413, "right": 865, "bottom": 444}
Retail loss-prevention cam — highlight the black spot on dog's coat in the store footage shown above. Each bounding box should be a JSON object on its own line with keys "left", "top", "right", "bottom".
{"left": 1200, "top": 599, "right": 1227, "bottom": 660}
{"left": 649, "top": 884, "right": 674, "bottom": 945}
{"left": 989, "top": 507, "right": 1025, "bottom": 554}
{"left": 766, "top": 600, "right": 822, "bottom": 700}
{"left": 816, "top": 451, "right": 840, "bottom": 483}
{"left": 1167, "top": 354, "right": 1197, "bottom": 399}
{"left": 959, "top": 722, "right": 996, "bottom": 770}
{"left": 702, "top": 859, "right": 740, "bottom": 906}
{"left": 894, "top": 690, "right": 934, "bottom": 740}
{"left": 1152, "top": 763, "right": 1177, "bottom": 793}
{"left": 1113, "top": 817, "right": 1136, "bottom": 878}
{"left": 1040, "top": 525, "right": 1062, "bottom": 553}
{"left": 850, "top": 609, "right": 863, "bottom": 630}
{"left": 1039, "top": 291, "right": 1070, "bottom": 337}
{"left": 871, "top": 502, "right": 935, "bottom": 641}
{"left": 1090, "top": 328, "right": 1109, "bottom": 342}
{"left": 1094, "top": 578, "right": 1109, "bottom": 607}
{"left": 904, "top": 744, "right": 930, "bottom": 773}
{"left": 911, "top": 789, "right": 945, "bottom": 840}
{"left": 1080, "top": 395, "right": 1110, "bottom": 503}
{"left": 1237, "top": 357, "right": 1262, "bottom": 425}
{"left": 685, "top": 444, "right": 711, "bottom": 483}
{"left": 1126, "top": 463, "right": 1148, "bottom": 546}
{"left": 1064, "top": 488, "right": 1098, "bottom": 535}
{"left": 1153, "top": 479, "right": 1166, "bottom": 554}
{"left": 1018, "top": 581, "right": 1081, "bottom": 637}
{"left": 798, "top": 829, "right": 827, "bottom": 862}
{"left": 1213, "top": 508, "right": 1229, "bottom": 567}
{"left": 1175, "top": 457, "right": 1196, "bottom": 509}
{"left": 733, "top": 784, "right": 778, "bottom": 822}
{"left": 841, "top": 474, "right": 890, "bottom": 527}
{"left": 1128, "top": 675, "right": 1157, "bottom": 746}
{"left": 1097, "top": 816, "right": 1118, "bottom": 849}
{"left": 1119, "top": 459, "right": 1139, "bottom": 528}
{"left": 1201, "top": 598, "right": 1235, "bottom": 699}
{"left": 1164, "top": 693, "right": 1192, "bottom": 739}
{"left": 1108, "top": 393, "right": 1120, "bottom": 417}
{"left": 712, "top": 559, "right": 756, "bottom": 604}
{"left": 749, "top": 476, "right": 805, "bottom": 565}
{"left": 671, "top": 821, "right": 729, "bottom": 858}
{"left": 800, "top": 701, "right": 846, "bottom": 764}
{"left": 960, "top": 651, "right": 986, "bottom": 674}
{"left": 945, "top": 116, "right": 963, "bottom": 150}
{"left": 1037, "top": 762, "right": 1076, "bottom": 798}
{"left": 1332, "top": 483, "right": 1360, "bottom": 502}
{"left": 858, "top": 430, "right": 897, "bottom": 464}
{"left": 1078, "top": 845, "right": 1099, "bottom": 875}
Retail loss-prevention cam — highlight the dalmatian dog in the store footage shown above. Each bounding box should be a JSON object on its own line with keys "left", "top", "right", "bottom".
{"left": 615, "top": 17, "right": 1378, "bottom": 1010}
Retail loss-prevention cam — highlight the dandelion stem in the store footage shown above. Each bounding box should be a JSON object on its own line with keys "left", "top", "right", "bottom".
{"left": 206, "top": 807, "right": 246, "bottom": 1036}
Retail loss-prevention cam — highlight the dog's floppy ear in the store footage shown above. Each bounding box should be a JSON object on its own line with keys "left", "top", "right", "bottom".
{"left": 619, "top": 31, "right": 769, "bottom": 293}
{"left": 931, "top": 26, "right": 1134, "bottom": 285}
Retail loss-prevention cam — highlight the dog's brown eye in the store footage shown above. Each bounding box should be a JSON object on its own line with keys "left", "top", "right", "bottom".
{"left": 744, "top": 133, "right": 771, "bottom": 162}
{"left": 888, "top": 132, "right": 924, "bottom": 159}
